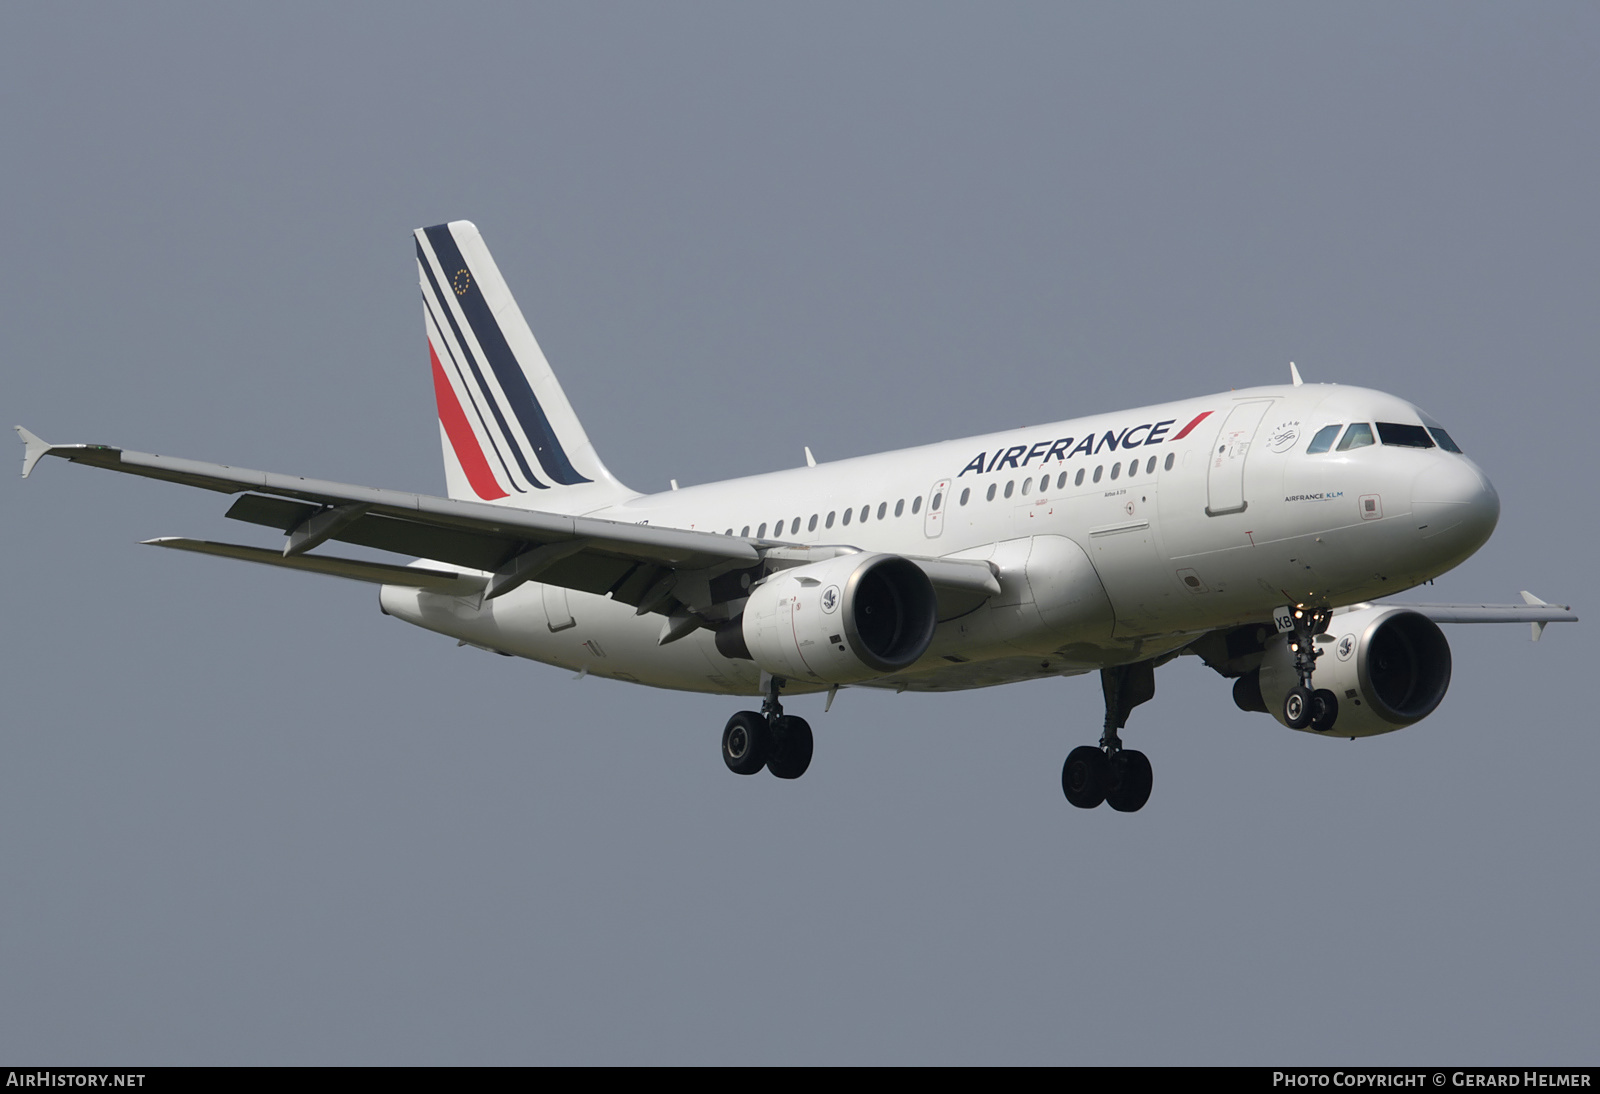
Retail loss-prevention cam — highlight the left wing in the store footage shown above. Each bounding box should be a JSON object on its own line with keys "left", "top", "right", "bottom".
{"left": 17, "top": 427, "right": 999, "bottom": 629}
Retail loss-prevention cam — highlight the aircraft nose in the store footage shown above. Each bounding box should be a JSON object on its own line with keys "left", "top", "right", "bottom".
{"left": 1412, "top": 458, "right": 1500, "bottom": 556}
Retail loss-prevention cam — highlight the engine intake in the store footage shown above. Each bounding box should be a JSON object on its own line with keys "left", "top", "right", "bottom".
{"left": 1257, "top": 606, "right": 1452, "bottom": 736}
{"left": 732, "top": 553, "right": 938, "bottom": 684}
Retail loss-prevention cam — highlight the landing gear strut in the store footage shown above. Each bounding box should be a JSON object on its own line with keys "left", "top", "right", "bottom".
{"left": 1062, "top": 661, "right": 1155, "bottom": 812}
{"left": 1281, "top": 605, "right": 1339, "bottom": 732}
{"left": 722, "top": 675, "right": 814, "bottom": 780}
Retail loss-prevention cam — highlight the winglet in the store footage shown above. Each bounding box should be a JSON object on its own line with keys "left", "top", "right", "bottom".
{"left": 1289, "top": 362, "right": 1304, "bottom": 387}
{"left": 16, "top": 425, "right": 53, "bottom": 479}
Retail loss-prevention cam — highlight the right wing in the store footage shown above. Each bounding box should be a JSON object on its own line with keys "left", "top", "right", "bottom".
{"left": 1360, "top": 592, "right": 1578, "bottom": 641}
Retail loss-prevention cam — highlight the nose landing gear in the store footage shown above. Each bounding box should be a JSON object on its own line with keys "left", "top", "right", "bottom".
{"left": 1062, "top": 661, "right": 1155, "bottom": 813}
{"left": 721, "top": 675, "right": 814, "bottom": 780}
{"left": 1280, "top": 605, "right": 1339, "bottom": 733}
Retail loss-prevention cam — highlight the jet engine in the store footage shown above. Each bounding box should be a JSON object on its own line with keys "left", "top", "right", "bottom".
{"left": 721, "top": 553, "right": 938, "bottom": 684}
{"left": 1256, "top": 606, "right": 1453, "bottom": 737}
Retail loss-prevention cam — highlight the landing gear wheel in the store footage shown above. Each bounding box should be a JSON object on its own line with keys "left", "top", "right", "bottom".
{"left": 722, "top": 711, "right": 769, "bottom": 775}
{"left": 1283, "top": 685, "right": 1314, "bottom": 730}
{"left": 767, "top": 716, "right": 814, "bottom": 780}
{"left": 1062, "top": 746, "right": 1109, "bottom": 809}
{"left": 1310, "top": 689, "right": 1339, "bottom": 733}
{"left": 1106, "top": 749, "right": 1153, "bottom": 813}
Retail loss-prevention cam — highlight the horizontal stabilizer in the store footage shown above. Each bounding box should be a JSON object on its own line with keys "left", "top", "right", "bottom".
{"left": 143, "top": 538, "right": 487, "bottom": 593}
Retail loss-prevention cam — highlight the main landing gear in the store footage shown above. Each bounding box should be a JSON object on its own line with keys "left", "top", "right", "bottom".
{"left": 1281, "top": 605, "right": 1339, "bottom": 733}
{"left": 722, "top": 675, "right": 813, "bottom": 780}
{"left": 1062, "top": 661, "right": 1155, "bottom": 813}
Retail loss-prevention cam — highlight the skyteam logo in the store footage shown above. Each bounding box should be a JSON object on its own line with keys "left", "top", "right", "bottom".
{"left": 1337, "top": 634, "right": 1356, "bottom": 661}
{"left": 820, "top": 585, "right": 841, "bottom": 614}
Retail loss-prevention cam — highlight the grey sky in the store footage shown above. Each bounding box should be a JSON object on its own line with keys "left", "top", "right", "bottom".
{"left": 2, "top": 3, "right": 1595, "bottom": 1064}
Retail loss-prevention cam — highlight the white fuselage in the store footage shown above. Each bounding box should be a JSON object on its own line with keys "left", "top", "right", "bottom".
{"left": 379, "top": 382, "right": 1500, "bottom": 697}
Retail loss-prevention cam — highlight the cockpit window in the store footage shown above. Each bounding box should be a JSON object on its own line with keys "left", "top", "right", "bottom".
{"left": 1376, "top": 422, "right": 1435, "bottom": 449}
{"left": 1428, "top": 427, "right": 1463, "bottom": 453}
{"left": 1306, "top": 425, "right": 1342, "bottom": 454}
{"left": 1336, "top": 423, "right": 1375, "bottom": 451}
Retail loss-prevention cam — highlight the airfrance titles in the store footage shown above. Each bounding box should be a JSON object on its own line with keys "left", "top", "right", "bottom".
{"left": 958, "top": 411, "right": 1213, "bottom": 478}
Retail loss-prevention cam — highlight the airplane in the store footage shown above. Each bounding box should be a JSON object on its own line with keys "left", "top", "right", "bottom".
{"left": 16, "top": 220, "right": 1576, "bottom": 813}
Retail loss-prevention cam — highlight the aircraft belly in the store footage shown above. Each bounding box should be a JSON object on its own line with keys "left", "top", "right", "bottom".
{"left": 380, "top": 582, "right": 762, "bottom": 696}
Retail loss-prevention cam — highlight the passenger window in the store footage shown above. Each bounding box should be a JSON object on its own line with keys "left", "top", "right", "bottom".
{"left": 741, "top": 525, "right": 751, "bottom": 537}
{"left": 986, "top": 483, "right": 997, "bottom": 502}
{"left": 877, "top": 502, "right": 887, "bottom": 520}
{"left": 791, "top": 517, "right": 802, "bottom": 535}
{"left": 725, "top": 528, "right": 733, "bottom": 535}
{"left": 860, "top": 505, "right": 870, "bottom": 522}
{"left": 1057, "top": 471, "right": 1067, "bottom": 490}
{"left": 841, "top": 508, "right": 852, "bottom": 526}
{"left": 1110, "top": 462, "right": 1121, "bottom": 480}
{"left": 757, "top": 522, "right": 767, "bottom": 538}
{"left": 1428, "top": 427, "right": 1463, "bottom": 453}
{"left": 1075, "top": 468, "right": 1085, "bottom": 486}
{"left": 1004, "top": 481, "right": 1015, "bottom": 498}
{"left": 1126, "top": 459, "right": 1137, "bottom": 478}
{"left": 1337, "top": 423, "right": 1375, "bottom": 451}
{"left": 912, "top": 496, "right": 922, "bottom": 514}
{"left": 931, "top": 491, "right": 943, "bottom": 509}
{"left": 1376, "top": 422, "right": 1435, "bottom": 448}
{"left": 1039, "top": 474, "right": 1049, "bottom": 492}
{"left": 825, "top": 511, "right": 835, "bottom": 529}
{"left": 1145, "top": 455, "right": 1156, "bottom": 475}
{"left": 1093, "top": 465, "right": 1103, "bottom": 483}
{"left": 808, "top": 514, "right": 818, "bottom": 532}
{"left": 1306, "top": 424, "right": 1342, "bottom": 454}
{"left": 959, "top": 488, "right": 970, "bottom": 506}
{"left": 1022, "top": 477, "right": 1033, "bottom": 496}
{"left": 894, "top": 499, "right": 904, "bottom": 517}
{"left": 1164, "top": 453, "right": 1174, "bottom": 471}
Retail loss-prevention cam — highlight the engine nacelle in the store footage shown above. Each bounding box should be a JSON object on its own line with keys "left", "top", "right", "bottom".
{"left": 733, "top": 553, "right": 938, "bottom": 684}
{"left": 1258, "top": 606, "right": 1453, "bottom": 737}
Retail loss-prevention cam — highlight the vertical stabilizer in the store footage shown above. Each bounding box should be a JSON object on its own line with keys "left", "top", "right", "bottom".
{"left": 414, "top": 221, "right": 633, "bottom": 511}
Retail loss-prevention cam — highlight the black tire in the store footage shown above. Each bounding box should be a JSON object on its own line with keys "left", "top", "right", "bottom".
{"left": 767, "top": 715, "right": 814, "bottom": 780}
{"left": 1106, "top": 750, "right": 1153, "bottom": 813}
{"left": 1062, "top": 745, "right": 1109, "bottom": 809}
{"left": 1310, "top": 689, "right": 1339, "bottom": 733}
{"left": 1283, "top": 685, "right": 1314, "bottom": 730}
{"left": 722, "top": 710, "right": 769, "bottom": 775}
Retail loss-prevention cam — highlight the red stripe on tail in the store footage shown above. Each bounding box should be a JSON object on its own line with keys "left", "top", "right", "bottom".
{"left": 430, "top": 342, "right": 509, "bottom": 501}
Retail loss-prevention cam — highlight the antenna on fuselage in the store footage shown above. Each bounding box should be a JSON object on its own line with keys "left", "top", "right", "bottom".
{"left": 1289, "top": 361, "right": 1304, "bottom": 386}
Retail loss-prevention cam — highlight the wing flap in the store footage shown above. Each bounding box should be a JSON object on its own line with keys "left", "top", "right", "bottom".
{"left": 143, "top": 538, "right": 488, "bottom": 592}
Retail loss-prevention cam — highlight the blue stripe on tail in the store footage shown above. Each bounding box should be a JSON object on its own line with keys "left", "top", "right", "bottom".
{"left": 421, "top": 224, "right": 590, "bottom": 487}
{"left": 416, "top": 239, "right": 539, "bottom": 491}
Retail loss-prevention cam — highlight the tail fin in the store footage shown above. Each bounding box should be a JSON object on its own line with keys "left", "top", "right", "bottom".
{"left": 414, "top": 221, "right": 633, "bottom": 509}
